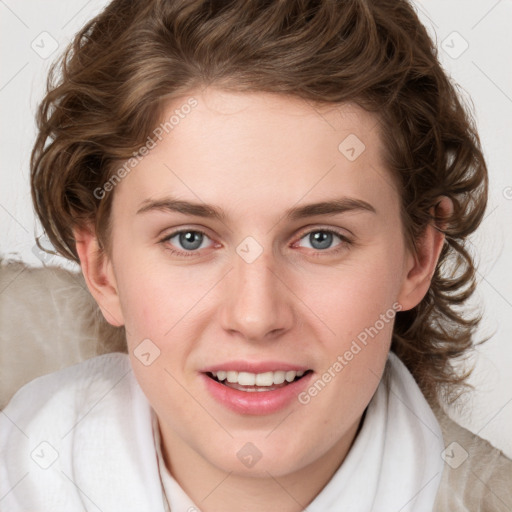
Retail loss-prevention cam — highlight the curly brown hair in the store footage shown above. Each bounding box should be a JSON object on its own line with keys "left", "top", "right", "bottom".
{"left": 30, "top": 0, "right": 488, "bottom": 404}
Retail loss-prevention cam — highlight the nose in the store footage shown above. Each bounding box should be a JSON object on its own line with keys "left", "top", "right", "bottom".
{"left": 219, "top": 248, "right": 294, "bottom": 342}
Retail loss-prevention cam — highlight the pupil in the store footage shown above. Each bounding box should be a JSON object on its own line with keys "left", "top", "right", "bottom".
{"left": 180, "top": 231, "right": 203, "bottom": 250}
{"left": 310, "top": 231, "right": 332, "bottom": 250}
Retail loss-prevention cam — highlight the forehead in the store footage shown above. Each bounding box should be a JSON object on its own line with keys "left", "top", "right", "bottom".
{"left": 112, "top": 88, "right": 397, "bottom": 220}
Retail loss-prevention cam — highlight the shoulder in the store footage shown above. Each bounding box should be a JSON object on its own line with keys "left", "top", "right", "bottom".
{"left": 0, "top": 352, "right": 134, "bottom": 443}
{"left": 0, "top": 352, "right": 134, "bottom": 448}
{"left": 1, "top": 352, "right": 132, "bottom": 420}
{"left": 434, "top": 407, "right": 512, "bottom": 512}
{"left": 0, "top": 353, "right": 161, "bottom": 511}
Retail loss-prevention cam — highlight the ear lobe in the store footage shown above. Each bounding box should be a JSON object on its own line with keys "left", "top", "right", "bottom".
{"left": 73, "top": 226, "right": 125, "bottom": 327}
{"left": 397, "top": 196, "right": 453, "bottom": 311}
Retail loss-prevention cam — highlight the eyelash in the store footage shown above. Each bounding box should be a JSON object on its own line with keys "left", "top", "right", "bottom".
{"left": 159, "top": 228, "right": 352, "bottom": 258}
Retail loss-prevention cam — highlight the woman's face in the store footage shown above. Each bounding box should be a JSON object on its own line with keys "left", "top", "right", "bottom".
{"left": 103, "top": 88, "right": 417, "bottom": 479}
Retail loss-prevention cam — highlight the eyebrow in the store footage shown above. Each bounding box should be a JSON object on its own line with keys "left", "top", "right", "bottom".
{"left": 136, "top": 195, "right": 376, "bottom": 221}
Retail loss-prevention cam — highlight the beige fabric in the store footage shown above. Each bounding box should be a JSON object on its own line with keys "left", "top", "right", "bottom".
{"left": 1, "top": 257, "right": 511, "bottom": 509}
{"left": 434, "top": 406, "right": 512, "bottom": 511}
{"left": 0, "top": 258, "right": 126, "bottom": 409}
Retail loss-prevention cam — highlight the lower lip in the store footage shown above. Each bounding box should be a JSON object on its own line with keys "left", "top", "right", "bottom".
{"left": 201, "top": 373, "right": 314, "bottom": 415}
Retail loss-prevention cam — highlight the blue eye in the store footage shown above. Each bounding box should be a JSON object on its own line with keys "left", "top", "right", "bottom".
{"left": 297, "top": 229, "right": 349, "bottom": 252}
{"left": 302, "top": 231, "right": 335, "bottom": 250}
{"left": 161, "top": 229, "right": 212, "bottom": 256}
{"left": 160, "top": 227, "right": 351, "bottom": 258}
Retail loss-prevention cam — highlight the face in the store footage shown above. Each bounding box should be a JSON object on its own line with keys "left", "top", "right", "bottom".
{"left": 100, "top": 88, "right": 417, "bottom": 479}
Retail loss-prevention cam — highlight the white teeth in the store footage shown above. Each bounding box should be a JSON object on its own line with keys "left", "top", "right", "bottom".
{"left": 272, "top": 371, "right": 286, "bottom": 385}
{"left": 212, "top": 369, "right": 307, "bottom": 386}
{"left": 285, "top": 371, "right": 296, "bottom": 383}
{"left": 255, "top": 372, "right": 274, "bottom": 386}
{"left": 238, "top": 372, "right": 255, "bottom": 386}
{"left": 226, "top": 371, "right": 238, "bottom": 383}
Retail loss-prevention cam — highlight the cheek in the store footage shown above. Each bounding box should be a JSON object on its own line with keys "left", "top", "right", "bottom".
{"left": 114, "top": 253, "right": 205, "bottom": 340}
{"left": 295, "top": 247, "right": 402, "bottom": 409}
{"left": 304, "top": 249, "right": 404, "bottom": 332}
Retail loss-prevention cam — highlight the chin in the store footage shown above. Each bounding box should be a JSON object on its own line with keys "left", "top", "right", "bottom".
{"left": 205, "top": 434, "right": 317, "bottom": 478}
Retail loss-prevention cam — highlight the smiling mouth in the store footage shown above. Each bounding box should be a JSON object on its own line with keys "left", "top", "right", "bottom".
{"left": 206, "top": 369, "right": 313, "bottom": 392}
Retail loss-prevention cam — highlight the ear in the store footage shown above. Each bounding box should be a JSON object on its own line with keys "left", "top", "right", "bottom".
{"left": 397, "top": 196, "right": 453, "bottom": 311}
{"left": 73, "top": 225, "right": 125, "bottom": 327}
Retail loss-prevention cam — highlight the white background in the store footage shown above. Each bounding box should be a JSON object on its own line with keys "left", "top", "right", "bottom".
{"left": 1, "top": 1, "right": 511, "bottom": 457}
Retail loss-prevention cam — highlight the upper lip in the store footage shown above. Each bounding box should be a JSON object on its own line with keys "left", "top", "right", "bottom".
{"left": 201, "top": 361, "right": 311, "bottom": 373}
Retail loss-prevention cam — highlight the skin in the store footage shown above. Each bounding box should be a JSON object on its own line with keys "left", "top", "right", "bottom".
{"left": 75, "top": 87, "right": 448, "bottom": 511}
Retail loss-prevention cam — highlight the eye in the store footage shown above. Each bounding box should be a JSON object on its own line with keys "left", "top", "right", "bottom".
{"left": 160, "top": 227, "right": 351, "bottom": 258}
{"left": 160, "top": 229, "right": 214, "bottom": 256}
{"left": 295, "top": 229, "right": 350, "bottom": 253}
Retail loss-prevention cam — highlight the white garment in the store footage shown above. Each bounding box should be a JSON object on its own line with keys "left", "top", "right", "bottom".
{"left": 0, "top": 352, "right": 444, "bottom": 511}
